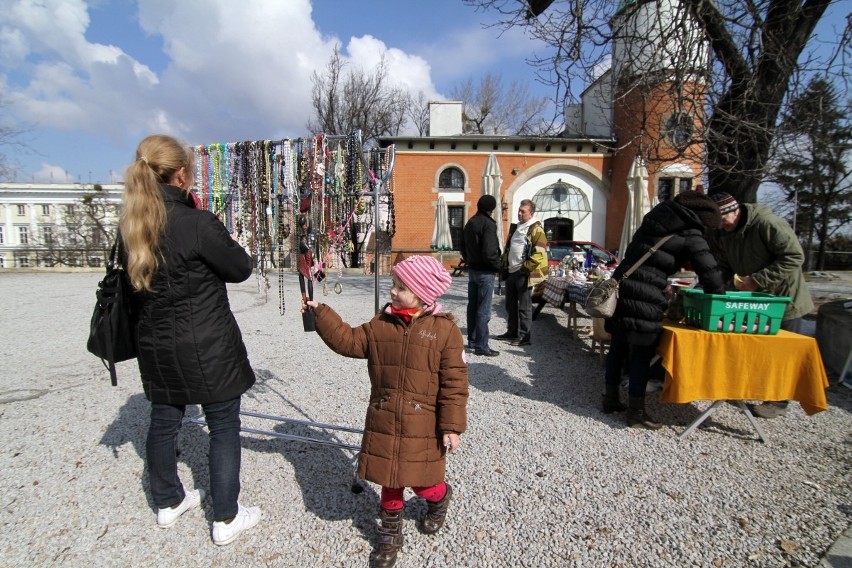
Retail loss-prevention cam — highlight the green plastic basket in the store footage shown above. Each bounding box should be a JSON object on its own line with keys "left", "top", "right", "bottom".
{"left": 680, "top": 289, "right": 791, "bottom": 335}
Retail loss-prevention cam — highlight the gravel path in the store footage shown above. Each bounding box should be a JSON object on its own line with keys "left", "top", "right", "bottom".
{"left": 0, "top": 272, "right": 850, "bottom": 567}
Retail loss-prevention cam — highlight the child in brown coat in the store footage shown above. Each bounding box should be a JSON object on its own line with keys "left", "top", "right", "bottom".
{"left": 303, "top": 255, "right": 468, "bottom": 568}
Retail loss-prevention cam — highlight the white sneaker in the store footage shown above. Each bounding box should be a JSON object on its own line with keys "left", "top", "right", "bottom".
{"left": 157, "top": 487, "right": 204, "bottom": 528}
{"left": 212, "top": 503, "right": 261, "bottom": 546}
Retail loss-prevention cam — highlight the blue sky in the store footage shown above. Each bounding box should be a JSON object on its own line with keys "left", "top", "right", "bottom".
{"left": 0, "top": 1, "right": 846, "bottom": 187}
{"left": 0, "top": 0, "right": 551, "bottom": 184}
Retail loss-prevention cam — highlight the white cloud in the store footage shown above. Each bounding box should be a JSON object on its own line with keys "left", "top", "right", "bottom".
{"left": 0, "top": 0, "right": 444, "bottom": 154}
{"left": 345, "top": 35, "right": 437, "bottom": 97}
{"left": 32, "top": 163, "right": 72, "bottom": 183}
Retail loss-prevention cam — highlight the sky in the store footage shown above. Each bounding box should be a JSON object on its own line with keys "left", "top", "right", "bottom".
{"left": 0, "top": 0, "right": 554, "bottom": 185}
{"left": 1, "top": 0, "right": 846, "bottom": 188}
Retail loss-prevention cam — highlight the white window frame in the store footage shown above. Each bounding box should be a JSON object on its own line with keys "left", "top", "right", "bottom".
{"left": 18, "top": 226, "right": 29, "bottom": 245}
{"left": 17, "top": 204, "right": 25, "bottom": 216}
{"left": 41, "top": 204, "right": 50, "bottom": 216}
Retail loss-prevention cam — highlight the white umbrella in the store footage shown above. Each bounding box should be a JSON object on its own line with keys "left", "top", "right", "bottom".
{"left": 481, "top": 153, "right": 504, "bottom": 252}
{"left": 431, "top": 196, "right": 453, "bottom": 251}
{"left": 618, "top": 155, "right": 651, "bottom": 260}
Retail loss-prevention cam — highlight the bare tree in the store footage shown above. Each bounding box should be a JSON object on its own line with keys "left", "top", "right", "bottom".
{"left": 451, "top": 73, "right": 555, "bottom": 135}
{"left": 308, "top": 45, "right": 412, "bottom": 147}
{"left": 0, "top": 95, "right": 32, "bottom": 181}
{"left": 463, "top": 0, "right": 846, "bottom": 203}
{"left": 55, "top": 185, "right": 118, "bottom": 267}
{"left": 407, "top": 91, "right": 432, "bottom": 136}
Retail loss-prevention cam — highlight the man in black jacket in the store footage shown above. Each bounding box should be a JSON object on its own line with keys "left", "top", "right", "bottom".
{"left": 461, "top": 195, "right": 501, "bottom": 356}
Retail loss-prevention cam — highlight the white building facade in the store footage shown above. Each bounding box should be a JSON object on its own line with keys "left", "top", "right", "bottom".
{"left": 0, "top": 182, "right": 124, "bottom": 269}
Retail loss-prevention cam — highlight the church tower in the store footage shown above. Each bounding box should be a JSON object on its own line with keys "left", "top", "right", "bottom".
{"left": 605, "top": 0, "right": 709, "bottom": 248}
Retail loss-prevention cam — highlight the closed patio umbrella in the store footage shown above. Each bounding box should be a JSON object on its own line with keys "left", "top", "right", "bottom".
{"left": 618, "top": 155, "right": 651, "bottom": 260}
{"left": 481, "top": 153, "right": 504, "bottom": 252}
{"left": 431, "top": 196, "right": 453, "bottom": 251}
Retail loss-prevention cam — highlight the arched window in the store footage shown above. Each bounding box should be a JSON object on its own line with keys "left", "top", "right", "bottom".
{"left": 438, "top": 167, "right": 465, "bottom": 191}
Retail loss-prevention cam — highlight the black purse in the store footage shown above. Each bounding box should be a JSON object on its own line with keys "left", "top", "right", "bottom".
{"left": 87, "top": 234, "right": 137, "bottom": 386}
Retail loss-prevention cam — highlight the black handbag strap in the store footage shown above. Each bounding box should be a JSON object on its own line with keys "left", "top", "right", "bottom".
{"left": 618, "top": 234, "right": 674, "bottom": 282}
{"left": 107, "top": 232, "right": 125, "bottom": 271}
{"left": 101, "top": 231, "right": 126, "bottom": 386}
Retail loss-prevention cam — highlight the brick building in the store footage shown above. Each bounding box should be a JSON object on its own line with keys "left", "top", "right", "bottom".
{"left": 379, "top": 0, "right": 707, "bottom": 270}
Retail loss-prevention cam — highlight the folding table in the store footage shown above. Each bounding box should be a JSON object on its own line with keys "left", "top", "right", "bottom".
{"left": 657, "top": 322, "right": 829, "bottom": 442}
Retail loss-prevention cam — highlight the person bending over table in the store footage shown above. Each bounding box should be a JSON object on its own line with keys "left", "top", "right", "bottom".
{"left": 603, "top": 191, "right": 725, "bottom": 430}
{"left": 709, "top": 192, "right": 814, "bottom": 419}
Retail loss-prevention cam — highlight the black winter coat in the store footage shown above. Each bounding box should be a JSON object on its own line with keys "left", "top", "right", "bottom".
{"left": 607, "top": 200, "right": 724, "bottom": 345}
{"left": 461, "top": 211, "right": 501, "bottom": 272}
{"left": 133, "top": 184, "right": 256, "bottom": 405}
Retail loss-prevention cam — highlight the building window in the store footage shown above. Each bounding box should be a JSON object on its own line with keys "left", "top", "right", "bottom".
{"left": 67, "top": 205, "right": 76, "bottom": 216}
{"left": 17, "top": 204, "right": 25, "bottom": 216}
{"left": 41, "top": 204, "right": 50, "bottom": 216}
{"left": 0, "top": 256, "right": 5, "bottom": 268}
{"left": 42, "top": 226, "right": 53, "bottom": 243}
{"left": 0, "top": 227, "right": 4, "bottom": 244}
{"left": 18, "top": 226, "right": 29, "bottom": 245}
{"left": 657, "top": 177, "right": 693, "bottom": 202}
{"left": 448, "top": 205, "right": 465, "bottom": 251}
{"left": 16, "top": 254, "right": 30, "bottom": 268}
{"left": 438, "top": 167, "right": 465, "bottom": 192}
{"left": 664, "top": 112, "right": 694, "bottom": 150}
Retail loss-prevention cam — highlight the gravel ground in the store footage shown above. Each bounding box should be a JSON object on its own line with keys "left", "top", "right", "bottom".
{"left": 0, "top": 271, "right": 850, "bottom": 567}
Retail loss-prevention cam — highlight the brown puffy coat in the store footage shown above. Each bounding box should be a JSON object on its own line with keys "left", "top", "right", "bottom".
{"left": 313, "top": 303, "right": 469, "bottom": 488}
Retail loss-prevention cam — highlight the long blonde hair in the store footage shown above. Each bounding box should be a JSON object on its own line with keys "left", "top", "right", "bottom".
{"left": 120, "top": 134, "right": 192, "bottom": 292}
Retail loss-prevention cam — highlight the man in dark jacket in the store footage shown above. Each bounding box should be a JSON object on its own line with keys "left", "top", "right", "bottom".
{"left": 461, "top": 195, "right": 501, "bottom": 356}
{"left": 710, "top": 192, "right": 814, "bottom": 419}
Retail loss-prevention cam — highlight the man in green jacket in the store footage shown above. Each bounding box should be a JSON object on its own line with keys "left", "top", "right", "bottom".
{"left": 710, "top": 192, "right": 814, "bottom": 419}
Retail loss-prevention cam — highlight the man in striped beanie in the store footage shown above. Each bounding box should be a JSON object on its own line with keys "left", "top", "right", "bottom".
{"left": 709, "top": 191, "right": 814, "bottom": 419}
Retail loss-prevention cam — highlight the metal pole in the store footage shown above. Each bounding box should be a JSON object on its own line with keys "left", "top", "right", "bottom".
{"left": 374, "top": 180, "right": 381, "bottom": 314}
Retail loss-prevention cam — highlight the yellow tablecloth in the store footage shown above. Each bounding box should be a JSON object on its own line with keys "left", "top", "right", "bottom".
{"left": 658, "top": 322, "right": 829, "bottom": 415}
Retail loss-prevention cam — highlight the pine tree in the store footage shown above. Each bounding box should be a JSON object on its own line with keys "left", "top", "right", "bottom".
{"left": 772, "top": 78, "right": 851, "bottom": 270}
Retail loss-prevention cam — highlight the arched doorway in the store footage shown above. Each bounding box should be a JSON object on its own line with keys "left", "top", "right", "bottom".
{"left": 543, "top": 217, "right": 574, "bottom": 242}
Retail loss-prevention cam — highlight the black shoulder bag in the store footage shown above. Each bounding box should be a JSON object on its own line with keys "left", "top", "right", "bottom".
{"left": 87, "top": 234, "right": 138, "bottom": 386}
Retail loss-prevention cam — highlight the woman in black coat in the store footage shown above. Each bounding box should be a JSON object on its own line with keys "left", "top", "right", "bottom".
{"left": 602, "top": 190, "right": 725, "bottom": 429}
{"left": 120, "top": 134, "right": 260, "bottom": 545}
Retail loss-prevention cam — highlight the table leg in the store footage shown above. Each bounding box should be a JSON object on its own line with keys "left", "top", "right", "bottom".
{"left": 566, "top": 301, "right": 578, "bottom": 339}
{"left": 735, "top": 401, "right": 768, "bottom": 443}
{"left": 678, "top": 400, "right": 768, "bottom": 443}
{"left": 678, "top": 400, "right": 724, "bottom": 439}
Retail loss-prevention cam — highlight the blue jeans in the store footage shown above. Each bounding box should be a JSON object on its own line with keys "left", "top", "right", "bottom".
{"left": 505, "top": 270, "right": 532, "bottom": 338}
{"left": 466, "top": 270, "right": 496, "bottom": 351}
{"left": 147, "top": 397, "right": 242, "bottom": 522}
{"left": 604, "top": 329, "right": 660, "bottom": 398}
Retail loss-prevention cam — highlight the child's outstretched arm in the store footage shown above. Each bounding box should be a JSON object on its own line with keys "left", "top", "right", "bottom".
{"left": 303, "top": 300, "right": 370, "bottom": 359}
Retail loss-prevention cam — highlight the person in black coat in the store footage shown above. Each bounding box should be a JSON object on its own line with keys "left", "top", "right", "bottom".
{"left": 119, "top": 134, "right": 260, "bottom": 545}
{"left": 461, "top": 195, "right": 502, "bottom": 356}
{"left": 602, "top": 190, "right": 725, "bottom": 429}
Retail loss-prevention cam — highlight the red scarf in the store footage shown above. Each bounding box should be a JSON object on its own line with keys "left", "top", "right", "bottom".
{"left": 389, "top": 306, "right": 421, "bottom": 323}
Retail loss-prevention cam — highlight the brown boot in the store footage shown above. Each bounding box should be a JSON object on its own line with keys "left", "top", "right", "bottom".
{"left": 372, "top": 507, "right": 403, "bottom": 568}
{"left": 601, "top": 383, "right": 627, "bottom": 413}
{"left": 627, "top": 396, "right": 662, "bottom": 430}
{"left": 422, "top": 483, "right": 453, "bottom": 535}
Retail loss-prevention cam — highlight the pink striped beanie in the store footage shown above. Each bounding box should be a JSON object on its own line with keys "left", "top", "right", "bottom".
{"left": 392, "top": 255, "right": 452, "bottom": 306}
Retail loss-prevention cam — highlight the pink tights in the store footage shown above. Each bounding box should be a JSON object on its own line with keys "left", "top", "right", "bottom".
{"left": 381, "top": 482, "right": 446, "bottom": 511}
